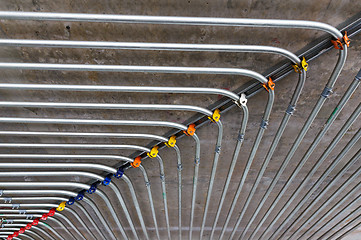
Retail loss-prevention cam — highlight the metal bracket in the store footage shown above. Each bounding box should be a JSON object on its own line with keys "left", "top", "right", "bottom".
{"left": 177, "top": 164, "right": 183, "bottom": 171}
{"left": 286, "top": 105, "right": 296, "bottom": 115}
{"left": 160, "top": 174, "right": 165, "bottom": 182}
{"left": 194, "top": 158, "right": 200, "bottom": 165}
{"left": 145, "top": 181, "right": 150, "bottom": 187}
{"left": 0, "top": 190, "right": 3, "bottom": 196}
{"left": 260, "top": 119, "right": 269, "bottom": 129}
{"left": 355, "top": 69, "right": 361, "bottom": 81}
{"left": 3, "top": 197, "right": 12, "bottom": 203}
{"left": 321, "top": 87, "right": 333, "bottom": 98}
{"left": 6, "top": 220, "right": 13, "bottom": 224}
{"left": 19, "top": 210, "right": 26, "bottom": 215}
{"left": 26, "top": 215, "right": 34, "bottom": 220}
{"left": 238, "top": 133, "right": 245, "bottom": 141}
{"left": 235, "top": 93, "right": 248, "bottom": 108}
{"left": 215, "top": 146, "right": 221, "bottom": 153}
{"left": 12, "top": 204, "right": 20, "bottom": 209}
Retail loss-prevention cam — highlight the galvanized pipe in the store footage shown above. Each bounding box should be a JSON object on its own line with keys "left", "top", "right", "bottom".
{"left": 0, "top": 220, "right": 56, "bottom": 240}
{"left": 326, "top": 210, "right": 361, "bottom": 240}
{"left": 0, "top": 11, "right": 343, "bottom": 39}
{"left": 0, "top": 39, "right": 301, "bottom": 64}
{"left": 0, "top": 225, "right": 44, "bottom": 240}
{"left": 0, "top": 182, "right": 125, "bottom": 239}
{"left": 306, "top": 185, "right": 361, "bottom": 240}
{"left": 282, "top": 127, "right": 361, "bottom": 239}
{"left": 0, "top": 63, "right": 268, "bottom": 85}
{"left": 0, "top": 209, "right": 79, "bottom": 239}
{"left": 0, "top": 196, "right": 104, "bottom": 240}
{"left": 209, "top": 98, "right": 248, "bottom": 239}
{"left": 0, "top": 230, "right": 35, "bottom": 240}
{"left": 267, "top": 86, "right": 361, "bottom": 239}
{"left": 265, "top": 72, "right": 361, "bottom": 237}
{"left": 0, "top": 153, "right": 132, "bottom": 162}
{"left": 246, "top": 46, "right": 347, "bottom": 240}
{"left": 0, "top": 190, "right": 115, "bottom": 240}
{"left": 0, "top": 203, "right": 93, "bottom": 240}
{"left": 0, "top": 213, "right": 66, "bottom": 240}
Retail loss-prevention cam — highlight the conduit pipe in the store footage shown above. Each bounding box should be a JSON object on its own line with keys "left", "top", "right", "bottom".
{"left": 0, "top": 171, "right": 138, "bottom": 239}
{"left": 0, "top": 182, "right": 126, "bottom": 239}
{"left": 325, "top": 209, "right": 361, "bottom": 240}
{"left": 282, "top": 127, "right": 361, "bottom": 239}
{"left": 0, "top": 220, "right": 56, "bottom": 240}
{"left": 0, "top": 11, "right": 343, "bottom": 40}
{"left": 0, "top": 209, "right": 81, "bottom": 240}
{"left": 0, "top": 196, "right": 103, "bottom": 240}
{"left": 308, "top": 185, "right": 361, "bottom": 240}
{"left": 0, "top": 226, "right": 44, "bottom": 240}
{"left": 0, "top": 163, "right": 158, "bottom": 240}
{"left": 0, "top": 203, "right": 93, "bottom": 240}
{"left": 0, "top": 213, "right": 66, "bottom": 240}
{"left": 217, "top": 69, "right": 305, "bottom": 240}
{"left": 0, "top": 117, "right": 201, "bottom": 239}
{"left": 266, "top": 80, "right": 361, "bottom": 239}
{"left": 245, "top": 47, "right": 347, "bottom": 240}
{"left": 0, "top": 230, "right": 34, "bottom": 240}
{"left": 0, "top": 190, "right": 115, "bottom": 240}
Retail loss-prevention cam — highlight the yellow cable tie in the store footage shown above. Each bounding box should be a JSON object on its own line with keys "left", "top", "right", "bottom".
{"left": 147, "top": 146, "right": 159, "bottom": 158}
{"left": 165, "top": 136, "right": 176, "bottom": 148}
{"left": 208, "top": 109, "right": 221, "bottom": 122}
{"left": 56, "top": 201, "right": 66, "bottom": 211}
{"left": 301, "top": 57, "right": 308, "bottom": 71}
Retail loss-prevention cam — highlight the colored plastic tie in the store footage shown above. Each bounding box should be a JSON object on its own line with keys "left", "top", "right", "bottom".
{"left": 208, "top": 109, "right": 221, "bottom": 122}
{"left": 25, "top": 223, "right": 32, "bottom": 230}
{"left": 183, "top": 124, "right": 196, "bottom": 136}
{"left": 262, "top": 77, "right": 275, "bottom": 92}
{"left": 131, "top": 156, "right": 142, "bottom": 168}
{"left": 32, "top": 218, "right": 39, "bottom": 226}
{"left": 76, "top": 190, "right": 85, "bottom": 201}
{"left": 102, "top": 175, "right": 112, "bottom": 186}
{"left": 67, "top": 197, "right": 75, "bottom": 205}
{"left": 13, "top": 232, "right": 19, "bottom": 237}
{"left": 87, "top": 182, "right": 99, "bottom": 194}
{"left": 40, "top": 214, "right": 48, "bottom": 220}
{"left": 7, "top": 236, "right": 12, "bottom": 240}
{"left": 114, "top": 168, "right": 124, "bottom": 178}
{"left": 165, "top": 136, "right": 177, "bottom": 148}
{"left": 293, "top": 57, "right": 308, "bottom": 73}
{"left": 331, "top": 31, "right": 350, "bottom": 50}
{"left": 56, "top": 201, "right": 66, "bottom": 211}
{"left": 147, "top": 146, "right": 159, "bottom": 158}
{"left": 48, "top": 208, "right": 56, "bottom": 216}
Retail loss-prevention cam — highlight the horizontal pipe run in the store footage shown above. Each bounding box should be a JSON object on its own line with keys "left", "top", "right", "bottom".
{"left": 0, "top": 117, "right": 187, "bottom": 130}
{"left": 0, "top": 102, "right": 213, "bottom": 116}
{"left": 0, "top": 63, "right": 268, "bottom": 84}
{"left": 0, "top": 11, "right": 343, "bottom": 39}
{"left": 0, "top": 40, "right": 301, "bottom": 64}
{"left": 0, "top": 154, "right": 133, "bottom": 162}
{"left": 0, "top": 84, "right": 241, "bottom": 102}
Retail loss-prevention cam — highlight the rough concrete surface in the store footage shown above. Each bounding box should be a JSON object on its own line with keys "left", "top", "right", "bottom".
{"left": 0, "top": 0, "right": 360, "bottom": 239}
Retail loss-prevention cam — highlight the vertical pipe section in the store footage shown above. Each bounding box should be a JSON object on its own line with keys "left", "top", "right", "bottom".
{"left": 209, "top": 95, "right": 248, "bottom": 239}
{"left": 246, "top": 47, "right": 347, "bottom": 240}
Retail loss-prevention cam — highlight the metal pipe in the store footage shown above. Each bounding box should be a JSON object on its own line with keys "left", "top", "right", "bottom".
{"left": 0, "top": 11, "right": 343, "bottom": 39}
{"left": 0, "top": 213, "right": 66, "bottom": 240}
{"left": 216, "top": 88, "right": 274, "bottom": 240}
{"left": 306, "top": 185, "right": 361, "bottom": 240}
{"left": 326, "top": 210, "right": 361, "bottom": 240}
{"left": 282, "top": 127, "right": 361, "bottom": 239}
{"left": 209, "top": 98, "right": 248, "bottom": 239}
{"left": 0, "top": 39, "right": 300, "bottom": 64}
{"left": 0, "top": 219, "right": 56, "bottom": 240}
{"left": 0, "top": 102, "right": 213, "bottom": 117}
{"left": 0, "top": 63, "right": 268, "bottom": 85}
{"left": 246, "top": 46, "right": 347, "bottom": 240}
{"left": 267, "top": 84, "right": 361, "bottom": 239}
{"left": 0, "top": 190, "right": 117, "bottom": 240}
{"left": 0, "top": 209, "right": 79, "bottom": 240}
{"left": 0, "top": 225, "right": 44, "bottom": 240}
{"left": 0, "top": 229, "right": 35, "bottom": 240}
{"left": 0, "top": 153, "right": 132, "bottom": 162}
{"left": 0, "top": 182, "right": 124, "bottom": 239}
{"left": 0, "top": 203, "right": 93, "bottom": 240}
{"left": 173, "top": 145, "right": 182, "bottom": 240}
{"left": 0, "top": 196, "right": 104, "bottom": 240}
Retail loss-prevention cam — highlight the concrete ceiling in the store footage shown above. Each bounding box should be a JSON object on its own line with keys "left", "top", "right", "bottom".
{"left": 0, "top": 1, "right": 360, "bottom": 240}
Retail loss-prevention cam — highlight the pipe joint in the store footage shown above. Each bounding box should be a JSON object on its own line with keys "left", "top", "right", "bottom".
{"left": 194, "top": 158, "right": 200, "bottom": 165}
{"left": 11, "top": 204, "right": 19, "bottom": 210}
{"left": 235, "top": 93, "right": 248, "bottom": 108}
{"left": 321, "top": 86, "right": 333, "bottom": 98}
{"left": 238, "top": 133, "right": 245, "bottom": 141}
{"left": 0, "top": 190, "right": 3, "bottom": 196}
{"left": 160, "top": 174, "right": 165, "bottom": 182}
{"left": 215, "top": 146, "right": 221, "bottom": 153}
{"left": 355, "top": 69, "right": 361, "bottom": 81}
{"left": 145, "top": 181, "right": 150, "bottom": 187}
{"left": 286, "top": 104, "right": 296, "bottom": 115}
{"left": 260, "top": 119, "right": 269, "bottom": 129}
{"left": 177, "top": 164, "right": 183, "bottom": 171}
